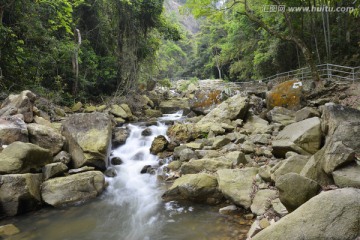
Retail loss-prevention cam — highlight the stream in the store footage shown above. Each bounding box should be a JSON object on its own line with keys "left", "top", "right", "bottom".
{"left": 2, "top": 112, "right": 251, "bottom": 240}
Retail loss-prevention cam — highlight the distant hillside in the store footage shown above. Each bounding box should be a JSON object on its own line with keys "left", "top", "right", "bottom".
{"left": 164, "top": 0, "right": 199, "bottom": 35}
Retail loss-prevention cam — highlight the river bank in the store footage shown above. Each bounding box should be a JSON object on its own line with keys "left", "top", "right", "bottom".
{"left": 0, "top": 78, "right": 359, "bottom": 239}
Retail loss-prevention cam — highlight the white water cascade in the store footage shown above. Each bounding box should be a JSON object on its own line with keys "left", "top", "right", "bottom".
{"left": 104, "top": 111, "right": 183, "bottom": 239}
{"left": 2, "top": 110, "right": 250, "bottom": 240}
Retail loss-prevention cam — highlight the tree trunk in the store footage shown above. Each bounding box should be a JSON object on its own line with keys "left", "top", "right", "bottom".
{"left": 244, "top": 0, "right": 320, "bottom": 83}
{"left": 0, "top": 6, "right": 4, "bottom": 25}
{"left": 72, "top": 29, "right": 81, "bottom": 96}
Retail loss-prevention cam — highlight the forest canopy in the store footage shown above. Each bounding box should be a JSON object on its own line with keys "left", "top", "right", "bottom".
{"left": 0, "top": 0, "right": 359, "bottom": 104}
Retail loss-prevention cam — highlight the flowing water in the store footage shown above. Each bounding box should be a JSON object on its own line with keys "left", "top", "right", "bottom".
{"left": 1, "top": 112, "right": 251, "bottom": 240}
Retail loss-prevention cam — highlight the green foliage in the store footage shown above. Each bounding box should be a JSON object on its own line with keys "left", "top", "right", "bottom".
{"left": 0, "top": 0, "right": 179, "bottom": 103}
{"left": 158, "top": 78, "right": 172, "bottom": 88}
{"left": 184, "top": 0, "right": 360, "bottom": 82}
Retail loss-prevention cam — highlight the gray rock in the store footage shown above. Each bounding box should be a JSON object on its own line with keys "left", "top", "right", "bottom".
{"left": 217, "top": 168, "right": 258, "bottom": 209}
{"left": 320, "top": 106, "right": 360, "bottom": 162}
{"left": 300, "top": 149, "right": 334, "bottom": 186}
{"left": 110, "top": 104, "right": 128, "bottom": 119}
{"left": 196, "top": 95, "right": 249, "bottom": 125}
{"left": 178, "top": 148, "right": 197, "bottom": 162}
{"left": 68, "top": 166, "right": 95, "bottom": 174}
{"left": 110, "top": 156, "right": 123, "bottom": 165}
{"left": 195, "top": 150, "right": 221, "bottom": 159}
{"left": 167, "top": 160, "right": 182, "bottom": 171}
{"left": 0, "top": 90, "right": 36, "bottom": 123}
{"left": 225, "top": 151, "right": 247, "bottom": 165}
{"left": 0, "top": 116, "right": 28, "bottom": 145}
{"left": 272, "top": 117, "right": 322, "bottom": 158}
{"left": 185, "top": 141, "right": 203, "bottom": 150}
{"left": 219, "top": 205, "right": 238, "bottom": 215}
{"left": 271, "top": 198, "right": 288, "bottom": 216}
{"left": 41, "top": 171, "right": 105, "bottom": 207}
{"left": 0, "top": 224, "right": 20, "bottom": 237}
{"left": 120, "top": 104, "right": 133, "bottom": 118}
{"left": 150, "top": 135, "right": 168, "bottom": 154}
{"left": 321, "top": 141, "right": 355, "bottom": 174}
{"left": 173, "top": 145, "right": 188, "bottom": 159}
{"left": 249, "top": 134, "right": 271, "bottom": 145}
{"left": 250, "top": 189, "right": 278, "bottom": 215}
{"left": 0, "top": 173, "right": 42, "bottom": 216}
{"left": 112, "top": 127, "right": 130, "bottom": 147}
{"left": 27, "top": 123, "right": 64, "bottom": 155}
{"left": 162, "top": 173, "right": 223, "bottom": 204}
{"left": 42, "top": 162, "right": 68, "bottom": 180}
{"left": 258, "top": 165, "right": 272, "bottom": 182}
{"left": 62, "top": 112, "right": 112, "bottom": 170}
{"left": 159, "top": 98, "right": 190, "bottom": 114}
{"left": 104, "top": 167, "right": 117, "bottom": 177}
{"left": 212, "top": 136, "right": 231, "bottom": 149}
{"left": 271, "top": 155, "right": 310, "bottom": 181}
{"left": 332, "top": 164, "right": 360, "bottom": 188}
{"left": 253, "top": 188, "right": 360, "bottom": 240}
{"left": 141, "top": 127, "right": 152, "bottom": 137}
{"left": 241, "top": 140, "right": 256, "bottom": 154}
{"left": 53, "top": 151, "right": 71, "bottom": 165}
{"left": 295, "top": 107, "right": 320, "bottom": 122}
{"left": 180, "top": 158, "right": 232, "bottom": 174}
{"left": 144, "top": 109, "right": 162, "bottom": 118}
{"left": 243, "top": 115, "right": 271, "bottom": 134}
{"left": 276, "top": 173, "right": 321, "bottom": 212}
{"left": 266, "top": 107, "right": 295, "bottom": 126}
{"left": 0, "top": 142, "right": 52, "bottom": 174}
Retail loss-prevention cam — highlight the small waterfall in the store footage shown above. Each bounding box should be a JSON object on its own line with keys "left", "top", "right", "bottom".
{"left": 104, "top": 111, "right": 183, "bottom": 239}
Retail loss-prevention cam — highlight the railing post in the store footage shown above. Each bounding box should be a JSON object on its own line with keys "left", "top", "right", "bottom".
{"left": 352, "top": 67, "right": 355, "bottom": 84}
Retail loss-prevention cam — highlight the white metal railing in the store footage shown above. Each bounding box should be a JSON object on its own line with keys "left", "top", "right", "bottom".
{"left": 167, "top": 64, "right": 359, "bottom": 94}
{"left": 233, "top": 63, "right": 360, "bottom": 86}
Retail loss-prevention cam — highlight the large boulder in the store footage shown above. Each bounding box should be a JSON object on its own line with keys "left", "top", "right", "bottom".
{"left": 189, "top": 90, "right": 223, "bottom": 115}
{"left": 250, "top": 189, "right": 278, "bottom": 216}
{"left": 272, "top": 117, "right": 322, "bottom": 158}
{"left": 295, "top": 107, "right": 320, "bottom": 122}
{"left": 196, "top": 94, "right": 249, "bottom": 126}
{"left": 62, "top": 112, "right": 112, "bottom": 170}
{"left": 266, "top": 80, "right": 304, "bottom": 110}
{"left": 243, "top": 115, "right": 271, "bottom": 134}
{"left": 180, "top": 158, "right": 232, "bottom": 174}
{"left": 0, "top": 173, "right": 42, "bottom": 216}
{"left": 217, "top": 168, "right": 258, "bottom": 209}
{"left": 41, "top": 171, "right": 105, "bottom": 207}
{"left": 266, "top": 107, "right": 295, "bottom": 126}
{"left": 332, "top": 164, "right": 360, "bottom": 188}
{"left": 162, "top": 173, "right": 223, "bottom": 204}
{"left": 150, "top": 135, "right": 168, "bottom": 154}
{"left": 252, "top": 188, "right": 360, "bottom": 240}
{"left": 110, "top": 104, "right": 128, "bottom": 119}
{"left": 159, "top": 98, "right": 190, "bottom": 114}
{"left": 271, "top": 155, "right": 310, "bottom": 181}
{"left": 27, "top": 123, "right": 64, "bottom": 155}
{"left": 300, "top": 148, "right": 334, "bottom": 186}
{"left": 167, "top": 123, "right": 200, "bottom": 143}
{"left": 321, "top": 140, "right": 355, "bottom": 174}
{"left": 0, "top": 90, "right": 36, "bottom": 123}
{"left": 321, "top": 104, "right": 360, "bottom": 153}
{"left": 42, "top": 162, "right": 68, "bottom": 180}
{"left": 112, "top": 127, "right": 130, "bottom": 147}
{"left": 0, "top": 142, "right": 52, "bottom": 174}
{"left": 275, "top": 173, "right": 321, "bottom": 212}
{"left": 0, "top": 116, "right": 28, "bottom": 145}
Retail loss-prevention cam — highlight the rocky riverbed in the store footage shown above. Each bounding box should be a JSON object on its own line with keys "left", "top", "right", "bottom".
{"left": 0, "top": 79, "right": 359, "bottom": 239}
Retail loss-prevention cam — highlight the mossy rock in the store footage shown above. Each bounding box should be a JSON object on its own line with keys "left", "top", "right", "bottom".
{"left": 266, "top": 80, "right": 304, "bottom": 110}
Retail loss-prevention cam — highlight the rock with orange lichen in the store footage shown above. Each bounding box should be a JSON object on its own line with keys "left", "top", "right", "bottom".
{"left": 266, "top": 80, "right": 304, "bottom": 110}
